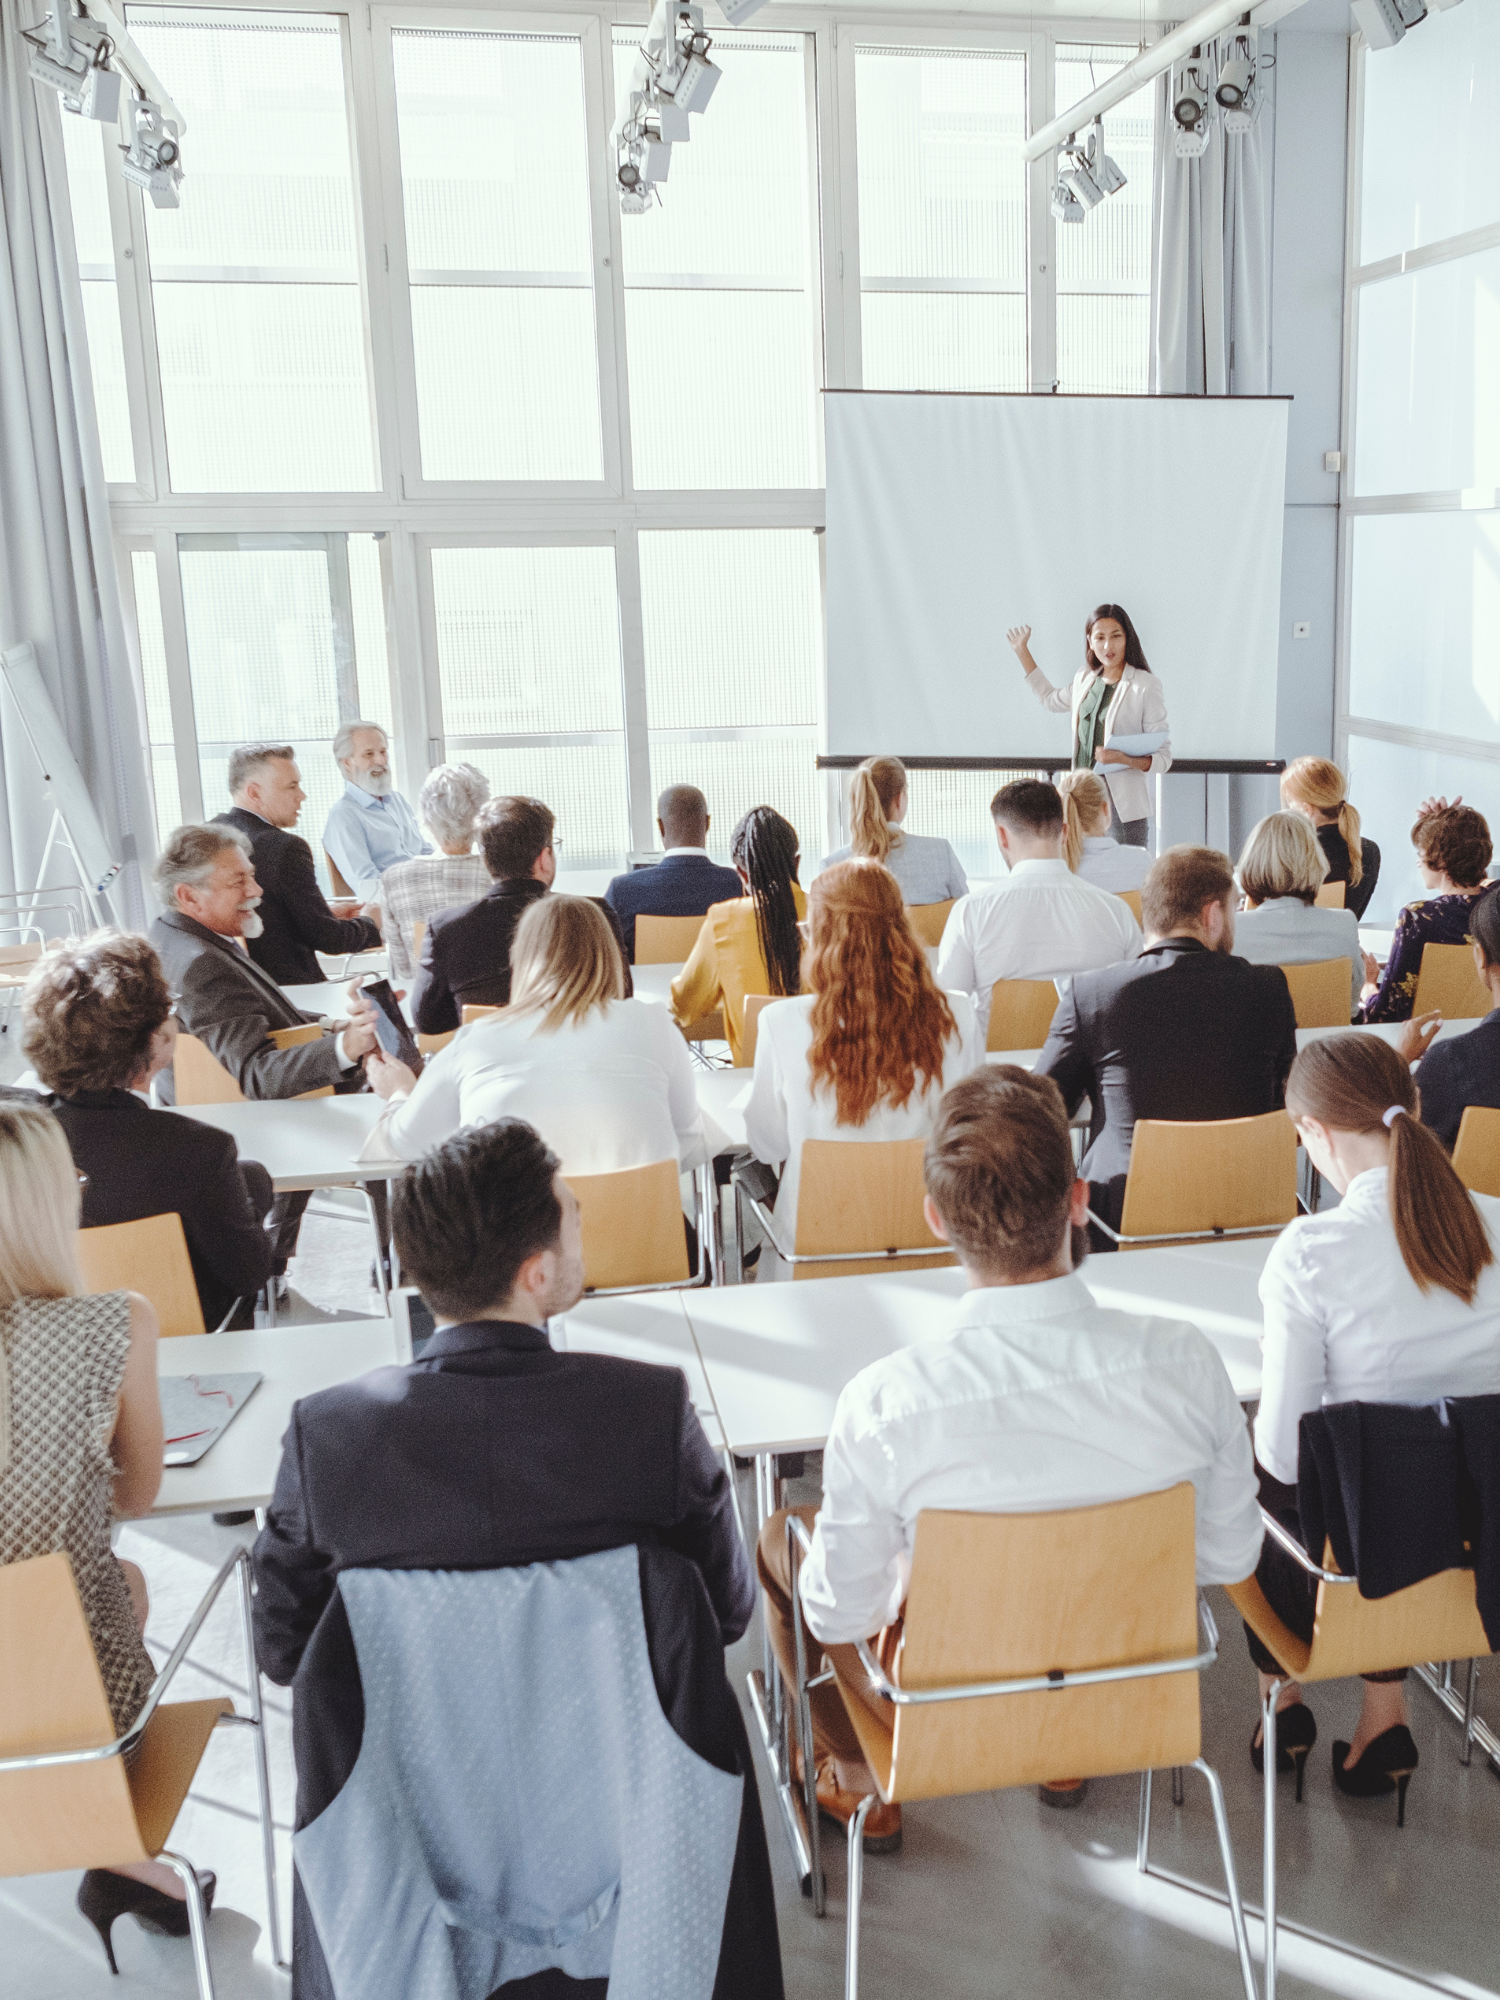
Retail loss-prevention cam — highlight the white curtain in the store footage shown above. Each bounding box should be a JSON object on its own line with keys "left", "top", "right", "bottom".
{"left": 1150, "top": 30, "right": 1273, "bottom": 396}
{"left": 0, "top": 2, "right": 157, "bottom": 930}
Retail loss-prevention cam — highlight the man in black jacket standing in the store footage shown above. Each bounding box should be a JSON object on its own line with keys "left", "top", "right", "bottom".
{"left": 214, "top": 743, "right": 381, "bottom": 986}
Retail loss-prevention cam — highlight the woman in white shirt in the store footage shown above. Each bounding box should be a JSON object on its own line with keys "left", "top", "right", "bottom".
{"left": 819, "top": 756, "right": 967, "bottom": 905}
{"left": 745, "top": 859, "right": 983, "bottom": 1271}
{"left": 1056, "top": 770, "right": 1149, "bottom": 893}
{"left": 1233, "top": 811, "right": 1363, "bottom": 1013}
{"left": 1249, "top": 1033, "right": 1500, "bottom": 1812}
{"left": 367, "top": 895, "right": 709, "bottom": 1174}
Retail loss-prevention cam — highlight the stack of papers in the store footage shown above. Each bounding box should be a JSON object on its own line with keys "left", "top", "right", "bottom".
{"left": 160, "top": 1372, "right": 262, "bottom": 1467}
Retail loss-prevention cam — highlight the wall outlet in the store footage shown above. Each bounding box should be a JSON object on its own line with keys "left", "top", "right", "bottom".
{"left": 1292, "top": 621, "right": 1311, "bottom": 639}
{"left": 1324, "top": 450, "right": 1344, "bottom": 473}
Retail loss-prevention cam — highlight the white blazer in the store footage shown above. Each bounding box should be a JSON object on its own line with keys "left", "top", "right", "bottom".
{"left": 1025, "top": 663, "right": 1172, "bottom": 824}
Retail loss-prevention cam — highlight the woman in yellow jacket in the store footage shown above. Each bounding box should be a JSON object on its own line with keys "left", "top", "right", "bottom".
{"left": 670, "top": 806, "right": 806, "bottom": 1064}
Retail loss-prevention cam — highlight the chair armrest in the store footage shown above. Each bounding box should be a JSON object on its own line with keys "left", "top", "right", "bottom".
{"left": 1086, "top": 1208, "right": 1123, "bottom": 1244}
{"left": 1258, "top": 1505, "right": 1357, "bottom": 1584}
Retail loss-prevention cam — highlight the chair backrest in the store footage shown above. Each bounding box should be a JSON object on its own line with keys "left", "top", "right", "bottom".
{"left": 636, "top": 913, "right": 706, "bottom": 964}
{"left": 325, "top": 850, "right": 355, "bottom": 900}
{"left": 460, "top": 1004, "right": 502, "bottom": 1025}
{"left": 77, "top": 1213, "right": 205, "bottom": 1337}
{"left": 906, "top": 900, "right": 955, "bottom": 949}
{"left": 1117, "top": 1112, "right": 1297, "bottom": 1244}
{"left": 0, "top": 940, "right": 43, "bottom": 975}
{"left": 1116, "top": 889, "right": 1143, "bottom": 925}
{"left": 791, "top": 1137, "right": 954, "bottom": 1280}
{"left": 1231, "top": 1545, "right": 1492, "bottom": 1685}
{"left": 1313, "top": 881, "right": 1345, "bottom": 909}
{"left": 1278, "top": 957, "right": 1352, "bottom": 1029}
{"left": 1452, "top": 1105, "right": 1500, "bottom": 1198}
{"left": 741, "top": 992, "right": 776, "bottom": 1068}
{"left": 1414, "top": 942, "right": 1491, "bottom": 1020}
{"left": 173, "top": 1024, "right": 333, "bottom": 1105}
{"left": 986, "top": 978, "right": 1059, "bottom": 1054}
{"left": 564, "top": 1157, "right": 691, "bottom": 1291}
{"left": 416, "top": 1029, "right": 457, "bottom": 1054}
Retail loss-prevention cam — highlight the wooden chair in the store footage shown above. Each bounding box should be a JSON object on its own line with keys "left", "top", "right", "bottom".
{"left": 77, "top": 1213, "right": 210, "bottom": 1338}
{"left": 1093, "top": 1111, "right": 1298, "bottom": 1249}
{"left": 1452, "top": 1105, "right": 1500, "bottom": 1197}
{"left": 1413, "top": 942, "right": 1491, "bottom": 1020}
{"left": 325, "top": 850, "right": 356, "bottom": 900}
{"left": 733, "top": 1137, "right": 954, "bottom": 1282}
{"left": 1278, "top": 957, "right": 1353, "bottom": 1029}
{"left": 416, "top": 1030, "right": 456, "bottom": 1055}
{"left": 741, "top": 993, "right": 777, "bottom": 1068}
{"left": 0, "top": 1547, "right": 284, "bottom": 1992}
{"left": 173, "top": 1024, "right": 334, "bottom": 1105}
{"left": 1314, "top": 881, "right": 1346, "bottom": 908}
{"left": 636, "top": 913, "right": 707, "bottom": 964}
{"left": 780, "top": 1488, "right": 1256, "bottom": 2000}
{"left": 986, "top": 978, "right": 1059, "bottom": 1053}
{"left": 1116, "top": 888, "right": 1143, "bottom": 925}
{"left": 563, "top": 1157, "right": 704, "bottom": 1294}
{"left": 460, "top": 1003, "right": 502, "bottom": 1025}
{"left": 906, "top": 900, "right": 955, "bottom": 948}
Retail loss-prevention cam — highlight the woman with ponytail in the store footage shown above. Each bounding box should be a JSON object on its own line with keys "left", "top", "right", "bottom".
{"left": 1246, "top": 1033, "right": 1500, "bottom": 1809}
{"left": 670, "top": 806, "right": 806, "bottom": 1065}
{"left": 1281, "top": 756, "right": 1380, "bottom": 920}
{"left": 1056, "top": 770, "right": 1148, "bottom": 892}
{"left": 820, "top": 756, "right": 967, "bottom": 904}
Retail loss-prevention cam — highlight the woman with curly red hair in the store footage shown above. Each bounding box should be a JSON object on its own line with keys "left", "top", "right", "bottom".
{"left": 743, "top": 859, "right": 983, "bottom": 1269}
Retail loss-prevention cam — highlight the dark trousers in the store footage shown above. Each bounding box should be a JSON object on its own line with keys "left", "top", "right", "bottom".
{"left": 1243, "top": 1464, "right": 1407, "bottom": 1683}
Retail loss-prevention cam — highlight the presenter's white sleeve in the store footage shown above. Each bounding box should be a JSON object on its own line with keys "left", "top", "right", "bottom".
{"left": 1024, "top": 665, "right": 1075, "bottom": 716}
{"left": 1136, "top": 673, "right": 1173, "bottom": 777}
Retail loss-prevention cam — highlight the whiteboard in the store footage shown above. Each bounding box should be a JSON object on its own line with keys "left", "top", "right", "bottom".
{"left": 1, "top": 643, "right": 123, "bottom": 896}
{"left": 824, "top": 394, "right": 1289, "bottom": 762}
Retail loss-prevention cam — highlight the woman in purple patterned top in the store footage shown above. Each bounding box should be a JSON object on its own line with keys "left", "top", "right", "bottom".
{"left": 1359, "top": 804, "right": 1492, "bottom": 1023}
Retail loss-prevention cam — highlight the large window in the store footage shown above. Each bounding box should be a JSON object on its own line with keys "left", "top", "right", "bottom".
{"left": 1053, "top": 43, "right": 1153, "bottom": 394}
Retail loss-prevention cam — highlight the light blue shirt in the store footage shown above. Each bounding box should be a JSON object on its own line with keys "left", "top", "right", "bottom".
{"left": 323, "top": 781, "right": 430, "bottom": 899}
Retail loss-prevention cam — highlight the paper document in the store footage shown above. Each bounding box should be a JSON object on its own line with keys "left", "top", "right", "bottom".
{"left": 1103, "top": 731, "right": 1169, "bottom": 757}
{"left": 159, "top": 1372, "right": 262, "bottom": 1466}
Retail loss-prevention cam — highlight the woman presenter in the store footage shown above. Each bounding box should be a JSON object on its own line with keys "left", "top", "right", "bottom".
{"left": 1006, "top": 604, "right": 1171, "bottom": 849}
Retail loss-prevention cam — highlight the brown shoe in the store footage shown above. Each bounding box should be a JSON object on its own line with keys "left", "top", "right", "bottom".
{"left": 814, "top": 1754, "right": 903, "bottom": 1853}
{"left": 1038, "top": 1777, "right": 1089, "bottom": 1809}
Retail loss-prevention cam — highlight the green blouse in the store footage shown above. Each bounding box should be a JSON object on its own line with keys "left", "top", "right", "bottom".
{"left": 1074, "top": 673, "right": 1117, "bottom": 770}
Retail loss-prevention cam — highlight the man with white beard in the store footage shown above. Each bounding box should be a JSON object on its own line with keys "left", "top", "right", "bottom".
{"left": 322, "top": 720, "right": 430, "bottom": 903}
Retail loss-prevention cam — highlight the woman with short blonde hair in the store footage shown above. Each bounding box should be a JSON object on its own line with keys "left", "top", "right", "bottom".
{"left": 1055, "top": 769, "right": 1149, "bottom": 892}
{"left": 1233, "top": 811, "right": 1362, "bottom": 1012}
{"left": 818, "top": 756, "right": 967, "bottom": 905}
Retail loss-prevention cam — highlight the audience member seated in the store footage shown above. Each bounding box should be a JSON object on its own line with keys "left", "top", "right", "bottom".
{"left": 934, "top": 779, "right": 1141, "bottom": 1038}
{"left": 1249, "top": 1034, "right": 1500, "bottom": 1808}
{"left": 0, "top": 1106, "right": 211, "bottom": 1958}
{"left": 1359, "top": 803, "right": 1492, "bottom": 1023}
{"left": 1057, "top": 770, "right": 1149, "bottom": 893}
{"left": 757, "top": 1067, "right": 1261, "bottom": 1845}
{"left": 378, "top": 762, "right": 491, "bottom": 984}
{"left": 322, "top": 719, "right": 430, "bottom": 902}
{"left": 605, "top": 783, "right": 742, "bottom": 962}
{"left": 213, "top": 741, "right": 381, "bottom": 986}
{"left": 1417, "top": 885, "right": 1500, "bottom": 1151}
{"left": 671, "top": 806, "right": 806, "bottom": 1065}
{"left": 744, "top": 860, "right": 982, "bottom": 1263}
{"left": 1037, "top": 846, "right": 1298, "bottom": 1238}
{"left": 1281, "top": 756, "right": 1381, "bottom": 922}
{"left": 367, "top": 896, "right": 709, "bottom": 1173}
{"left": 818, "top": 756, "right": 967, "bottom": 904}
{"left": 1232, "top": 811, "right": 1363, "bottom": 1013}
{"left": 23, "top": 933, "right": 274, "bottom": 1329}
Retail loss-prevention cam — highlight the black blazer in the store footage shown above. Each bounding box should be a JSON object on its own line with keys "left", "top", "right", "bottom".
{"left": 51, "top": 1089, "right": 273, "bottom": 1329}
{"left": 1036, "top": 937, "right": 1298, "bottom": 1229}
{"left": 1416, "top": 1009, "right": 1500, "bottom": 1152}
{"left": 605, "top": 852, "right": 743, "bottom": 961}
{"left": 410, "top": 880, "right": 633, "bottom": 1036}
{"left": 213, "top": 808, "right": 380, "bottom": 987}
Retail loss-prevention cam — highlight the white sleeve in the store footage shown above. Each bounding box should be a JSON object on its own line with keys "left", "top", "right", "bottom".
{"left": 1140, "top": 673, "right": 1172, "bottom": 775}
{"left": 385, "top": 1038, "right": 465, "bottom": 1159}
{"left": 946, "top": 993, "right": 986, "bottom": 1081}
{"left": 1189, "top": 1348, "right": 1264, "bottom": 1584}
{"left": 656, "top": 1008, "right": 711, "bottom": 1169}
{"left": 935, "top": 898, "right": 977, "bottom": 1000}
{"left": 797, "top": 1388, "right": 907, "bottom": 1642}
{"left": 1254, "top": 1226, "right": 1330, "bottom": 1485}
{"left": 744, "top": 1018, "right": 791, "bottom": 1167}
{"left": 1025, "top": 665, "right": 1075, "bottom": 717}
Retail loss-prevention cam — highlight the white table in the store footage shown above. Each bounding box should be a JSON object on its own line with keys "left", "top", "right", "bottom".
{"left": 155, "top": 1318, "right": 399, "bottom": 1515}
{"left": 552, "top": 1292, "right": 724, "bottom": 1450}
{"left": 283, "top": 979, "right": 362, "bottom": 1018}
{"left": 631, "top": 962, "right": 682, "bottom": 1006}
{"left": 180, "top": 1095, "right": 390, "bottom": 1191}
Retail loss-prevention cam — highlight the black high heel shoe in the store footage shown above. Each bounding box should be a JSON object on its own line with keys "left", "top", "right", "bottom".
{"left": 77, "top": 1867, "right": 217, "bottom": 1974}
{"left": 1332, "top": 1725, "right": 1419, "bottom": 1826}
{"left": 1250, "top": 1701, "right": 1318, "bottom": 1802}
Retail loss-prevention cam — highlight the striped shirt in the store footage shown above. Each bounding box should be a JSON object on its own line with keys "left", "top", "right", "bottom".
{"left": 379, "top": 852, "right": 490, "bottom": 983}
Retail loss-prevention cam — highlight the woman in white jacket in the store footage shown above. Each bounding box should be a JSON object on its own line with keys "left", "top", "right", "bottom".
{"left": 1006, "top": 603, "right": 1172, "bottom": 847}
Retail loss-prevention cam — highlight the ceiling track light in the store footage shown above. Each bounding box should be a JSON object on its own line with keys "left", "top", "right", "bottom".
{"left": 120, "top": 91, "right": 182, "bottom": 207}
{"left": 610, "top": 0, "right": 761, "bottom": 213}
{"left": 23, "top": 7, "right": 120, "bottom": 121}
{"left": 1350, "top": 0, "right": 1437, "bottom": 47}
{"left": 1051, "top": 118, "right": 1126, "bottom": 225}
{"left": 1171, "top": 49, "right": 1212, "bottom": 158}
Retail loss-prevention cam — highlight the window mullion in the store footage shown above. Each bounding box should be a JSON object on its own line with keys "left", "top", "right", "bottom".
{"left": 152, "top": 529, "right": 204, "bottom": 822}
{"left": 1027, "top": 29, "right": 1055, "bottom": 391}
{"left": 615, "top": 527, "right": 654, "bottom": 852}
{"left": 346, "top": 2, "right": 405, "bottom": 501}
{"left": 581, "top": 13, "right": 631, "bottom": 500}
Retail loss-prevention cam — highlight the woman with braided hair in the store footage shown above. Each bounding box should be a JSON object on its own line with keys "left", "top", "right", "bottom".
{"left": 670, "top": 806, "right": 806, "bottom": 1065}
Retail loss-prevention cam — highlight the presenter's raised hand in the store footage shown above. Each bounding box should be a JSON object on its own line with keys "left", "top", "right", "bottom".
{"left": 1006, "top": 625, "right": 1038, "bottom": 675}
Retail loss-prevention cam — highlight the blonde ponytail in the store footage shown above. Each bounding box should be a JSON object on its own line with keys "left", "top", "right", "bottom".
{"left": 848, "top": 756, "right": 907, "bottom": 865}
{"left": 1338, "top": 799, "right": 1364, "bottom": 887}
{"left": 1056, "top": 770, "right": 1110, "bottom": 874}
{"left": 1281, "top": 756, "right": 1362, "bottom": 888}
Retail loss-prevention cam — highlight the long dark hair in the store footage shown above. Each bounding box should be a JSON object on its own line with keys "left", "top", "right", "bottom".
{"left": 1473, "top": 883, "right": 1500, "bottom": 969}
{"left": 1084, "top": 603, "right": 1151, "bottom": 674}
{"left": 731, "top": 806, "right": 802, "bottom": 998}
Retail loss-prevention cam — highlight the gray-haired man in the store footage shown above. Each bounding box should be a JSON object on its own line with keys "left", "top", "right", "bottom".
{"left": 322, "top": 721, "right": 429, "bottom": 902}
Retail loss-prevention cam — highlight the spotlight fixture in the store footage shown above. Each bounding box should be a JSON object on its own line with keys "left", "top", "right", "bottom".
{"left": 610, "top": 0, "right": 733, "bottom": 212}
{"left": 1060, "top": 150, "right": 1105, "bottom": 212}
{"left": 119, "top": 92, "right": 182, "bottom": 207}
{"left": 1350, "top": 0, "right": 1429, "bottom": 46}
{"left": 1172, "top": 52, "right": 1212, "bottom": 158}
{"left": 1050, "top": 173, "right": 1084, "bottom": 225}
{"left": 23, "top": 8, "right": 121, "bottom": 121}
{"left": 1215, "top": 51, "right": 1253, "bottom": 107}
{"left": 1088, "top": 119, "right": 1127, "bottom": 195}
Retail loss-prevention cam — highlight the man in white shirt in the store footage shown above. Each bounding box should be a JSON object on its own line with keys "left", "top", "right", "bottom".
{"left": 756, "top": 1064, "right": 1262, "bottom": 1849}
{"left": 935, "top": 779, "right": 1140, "bottom": 1036}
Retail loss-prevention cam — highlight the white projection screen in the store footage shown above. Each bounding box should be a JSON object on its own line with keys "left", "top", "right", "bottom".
{"left": 824, "top": 393, "right": 1289, "bottom": 762}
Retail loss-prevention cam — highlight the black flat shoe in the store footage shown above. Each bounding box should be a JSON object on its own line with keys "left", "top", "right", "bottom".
{"left": 1332, "top": 1725, "right": 1419, "bottom": 1826}
{"left": 1250, "top": 1701, "right": 1318, "bottom": 1802}
{"left": 77, "top": 1868, "right": 216, "bottom": 1973}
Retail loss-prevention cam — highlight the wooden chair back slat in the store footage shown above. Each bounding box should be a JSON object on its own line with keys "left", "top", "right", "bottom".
{"left": 0, "top": 941, "right": 43, "bottom": 974}
{"left": 1116, "top": 889, "right": 1143, "bottom": 925}
{"left": 1313, "top": 882, "right": 1345, "bottom": 909}
{"left": 1278, "top": 957, "right": 1353, "bottom": 1029}
{"left": 325, "top": 851, "right": 355, "bottom": 900}
{"left": 1413, "top": 942, "right": 1490, "bottom": 1020}
{"left": 174, "top": 1026, "right": 333, "bottom": 1104}
{"left": 1229, "top": 1549, "right": 1491, "bottom": 1687}
{"left": 636, "top": 914, "right": 707, "bottom": 965}
{"left": 1452, "top": 1105, "right": 1500, "bottom": 1198}
{"left": 417, "top": 1029, "right": 457, "bottom": 1054}
{"left": 77, "top": 1214, "right": 205, "bottom": 1338}
{"left": 906, "top": 901, "right": 955, "bottom": 949}
{"left": 564, "top": 1157, "right": 690, "bottom": 1291}
{"left": 1118, "top": 1112, "right": 1297, "bottom": 1243}
{"left": 986, "top": 979, "right": 1059, "bottom": 1054}
{"left": 791, "top": 1137, "right": 953, "bottom": 1281}
{"left": 460, "top": 1004, "right": 502, "bottom": 1025}
{"left": 740, "top": 993, "right": 776, "bottom": 1068}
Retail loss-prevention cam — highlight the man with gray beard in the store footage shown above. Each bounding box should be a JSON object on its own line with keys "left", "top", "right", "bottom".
{"left": 322, "top": 720, "right": 429, "bottom": 903}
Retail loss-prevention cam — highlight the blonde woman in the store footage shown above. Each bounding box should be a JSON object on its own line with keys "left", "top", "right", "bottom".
{"left": 1280, "top": 756, "right": 1379, "bottom": 920}
{"left": 819, "top": 756, "right": 967, "bottom": 903}
{"left": 1233, "top": 812, "right": 1363, "bottom": 1012}
{"left": 367, "top": 895, "right": 710, "bottom": 1173}
{"left": 1056, "top": 770, "right": 1149, "bottom": 893}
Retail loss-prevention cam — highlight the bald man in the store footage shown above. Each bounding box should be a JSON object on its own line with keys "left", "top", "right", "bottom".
{"left": 604, "top": 784, "right": 742, "bottom": 962}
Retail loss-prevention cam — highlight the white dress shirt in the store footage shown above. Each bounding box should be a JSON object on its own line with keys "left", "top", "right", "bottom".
{"left": 797, "top": 1274, "right": 1262, "bottom": 1642}
{"left": 323, "top": 783, "right": 430, "bottom": 901}
{"left": 935, "top": 858, "right": 1141, "bottom": 1033}
{"left": 382, "top": 996, "right": 710, "bottom": 1173}
{"left": 1232, "top": 896, "right": 1363, "bottom": 1011}
{"left": 1076, "top": 835, "right": 1149, "bottom": 894}
{"left": 1255, "top": 1167, "right": 1500, "bottom": 1483}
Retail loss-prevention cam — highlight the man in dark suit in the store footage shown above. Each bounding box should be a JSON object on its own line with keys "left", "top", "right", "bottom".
{"left": 213, "top": 743, "right": 381, "bottom": 986}
{"left": 1037, "top": 844, "right": 1298, "bottom": 1239}
{"left": 604, "top": 783, "right": 742, "bottom": 961}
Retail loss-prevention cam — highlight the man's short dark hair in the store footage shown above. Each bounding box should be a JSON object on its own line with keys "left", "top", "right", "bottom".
{"left": 924, "top": 1067, "right": 1074, "bottom": 1277}
{"left": 478, "top": 797, "right": 555, "bottom": 880}
{"left": 227, "top": 742, "right": 294, "bottom": 797}
{"left": 393, "top": 1118, "right": 562, "bottom": 1319}
{"left": 657, "top": 783, "right": 709, "bottom": 848}
{"left": 991, "top": 778, "right": 1064, "bottom": 835}
{"left": 1142, "top": 845, "right": 1235, "bottom": 936}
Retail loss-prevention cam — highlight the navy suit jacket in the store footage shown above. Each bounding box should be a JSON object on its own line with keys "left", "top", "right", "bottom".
{"left": 605, "top": 852, "right": 743, "bottom": 961}
{"left": 1417, "top": 1008, "right": 1500, "bottom": 1151}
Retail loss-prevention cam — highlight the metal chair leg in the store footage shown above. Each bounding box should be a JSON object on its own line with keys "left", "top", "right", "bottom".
{"left": 1171, "top": 1764, "right": 1184, "bottom": 1806}
{"left": 1462, "top": 1658, "right": 1479, "bottom": 1768}
{"left": 236, "top": 1556, "right": 285, "bottom": 1969}
{"left": 845, "top": 1793, "right": 875, "bottom": 2000}
{"left": 161, "top": 1851, "right": 217, "bottom": 2000}
{"left": 1262, "top": 1681, "right": 1282, "bottom": 2000}
{"left": 1194, "top": 1758, "right": 1261, "bottom": 2000}
{"left": 1136, "top": 1767, "right": 1153, "bottom": 1871}
{"left": 786, "top": 1517, "right": 825, "bottom": 1917}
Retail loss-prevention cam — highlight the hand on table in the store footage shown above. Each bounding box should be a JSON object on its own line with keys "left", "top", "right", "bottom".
{"left": 1394, "top": 1010, "right": 1443, "bottom": 1066}
{"left": 366, "top": 1048, "right": 418, "bottom": 1101}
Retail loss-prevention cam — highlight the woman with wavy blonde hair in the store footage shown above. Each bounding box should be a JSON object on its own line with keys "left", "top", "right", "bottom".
{"left": 1055, "top": 769, "right": 1149, "bottom": 892}
{"left": 744, "top": 859, "right": 984, "bottom": 1261}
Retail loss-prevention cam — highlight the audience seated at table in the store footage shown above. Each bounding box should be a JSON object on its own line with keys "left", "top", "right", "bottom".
{"left": 23, "top": 932, "right": 274, "bottom": 1329}
{"left": 671, "top": 806, "right": 806, "bottom": 1065}
{"left": 366, "top": 896, "right": 709, "bottom": 1173}
{"left": 1232, "top": 811, "right": 1363, "bottom": 1013}
{"left": 379, "top": 761, "right": 491, "bottom": 984}
{"left": 934, "top": 778, "right": 1141, "bottom": 1038}
{"left": 1281, "top": 755, "right": 1381, "bottom": 922}
{"left": 1249, "top": 1033, "right": 1500, "bottom": 1810}
{"left": 1416, "top": 885, "right": 1500, "bottom": 1152}
{"left": 322, "top": 720, "right": 430, "bottom": 902}
{"left": 604, "top": 782, "right": 742, "bottom": 961}
{"left": 213, "top": 742, "right": 381, "bottom": 987}
{"left": 1056, "top": 770, "right": 1149, "bottom": 893}
{"left": 757, "top": 1066, "right": 1261, "bottom": 1847}
{"left": 744, "top": 859, "right": 982, "bottom": 1267}
{"left": 817, "top": 755, "right": 968, "bottom": 904}
{"left": 1359, "top": 803, "right": 1492, "bottom": 1024}
{"left": 1037, "top": 845, "right": 1298, "bottom": 1239}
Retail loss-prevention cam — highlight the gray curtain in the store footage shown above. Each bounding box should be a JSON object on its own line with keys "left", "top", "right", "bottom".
{"left": 0, "top": 2, "right": 156, "bottom": 930}
{"left": 1150, "top": 30, "right": 1273, "bottom": 396}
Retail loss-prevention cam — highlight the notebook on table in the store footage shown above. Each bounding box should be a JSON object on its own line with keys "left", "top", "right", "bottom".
{"left": 160, "top": 1372, "right": 263, "bottom": 1467}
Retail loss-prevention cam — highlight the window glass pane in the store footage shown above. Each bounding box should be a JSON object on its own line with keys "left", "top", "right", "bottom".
{"left": 1348, "top": 512, "right": 1500, "bottom": 744}
{"left": 59, "top": 116, "right": 134, "bottom": 481}
{"left": 615, "top": 31, "right": 817, "bottom": 489}
{"left": 855, "top": 47, "right": 1026, "bottom": 393}
{"left": 348, "top": 533, "right": 394, "bottom": 737}
{"left": 891, "top": 768, "right": 1049, "bottom": 884}
{"left": 1353, "top": 248, "right": 1500, "bottom": 496}
{"left": 130, "top": 552, "right": 181, "bottom": 840}
{"left": 1345, "top": 733, "right": 1500, "bottom": 927}
{"left": 392, "top": 30, "right": 602, "bottom": 482}
{"left": 1360, "top": 1, "right": 1500, "bottom": 265}
{"left": 129, "top": 8, "right": 376, "bottom": 492}
{"left": 463, "top": 745, "right": 629, "bottom": 871}
{"left": 1055, "top": 45, "right": 1153, "bottom": 394}
{"left": 648, "top": 739, "right": 820, "bottom": 868}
